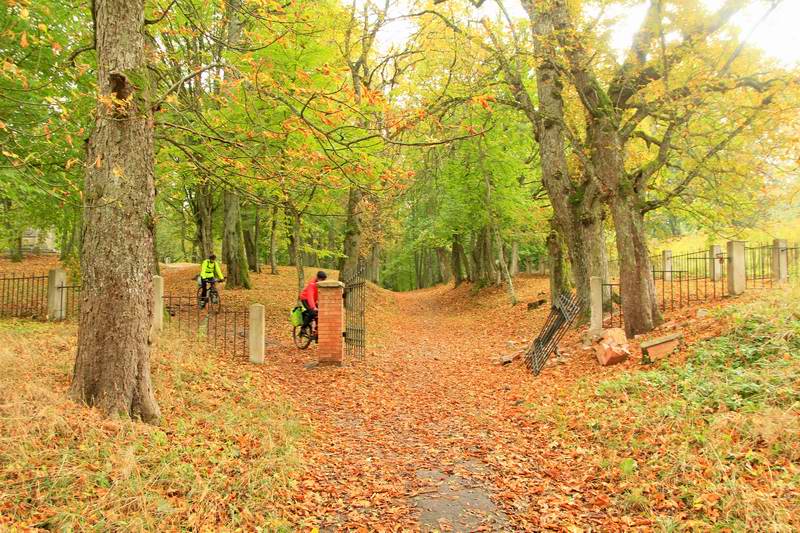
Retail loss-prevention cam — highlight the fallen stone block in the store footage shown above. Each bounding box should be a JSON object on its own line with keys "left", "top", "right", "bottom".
{"left": 640, "top": 333, "right": 684, "bottom": 364}
{"left": 595, "top": 341, "right": 630, "bottom": 366}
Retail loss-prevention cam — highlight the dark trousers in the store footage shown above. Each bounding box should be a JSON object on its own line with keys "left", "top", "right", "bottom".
{"left": 301, "top": 299, "right": 317, "bottom": 327}
{"left": 201, "top": 278, "right": 215, "bottom": 299}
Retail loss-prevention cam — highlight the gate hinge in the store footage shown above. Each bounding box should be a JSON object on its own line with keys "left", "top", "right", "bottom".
{"left": 342, "top": 331, "right": 347, "bottom": 338}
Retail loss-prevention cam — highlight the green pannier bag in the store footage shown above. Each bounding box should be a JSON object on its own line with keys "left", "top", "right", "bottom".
{"left": 289, "top": 305, "right": 304, "bottom": 327}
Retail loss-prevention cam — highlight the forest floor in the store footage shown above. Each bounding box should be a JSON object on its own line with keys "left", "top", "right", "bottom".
{"left": 2, "top": 257, "right": 798, "bottom": 531}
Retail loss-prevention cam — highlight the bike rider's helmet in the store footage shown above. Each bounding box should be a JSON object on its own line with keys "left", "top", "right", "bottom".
{"left": 317, "top": 271, "right": 327, "bottom": 280}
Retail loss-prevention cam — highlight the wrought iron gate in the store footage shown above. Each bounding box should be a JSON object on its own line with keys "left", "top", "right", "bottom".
{"left": 342, "top": 262, "right": 366, "bottom": 359}
{"left": 525, "top": 293, "right": 581, "bottom": 375}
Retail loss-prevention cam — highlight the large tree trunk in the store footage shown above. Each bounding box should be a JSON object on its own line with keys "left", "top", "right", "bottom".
{"left": 436, "top": 247, "right": 451, "bottom": 284}
{"left": 223, "top": 191, "right": 251, "bottom": 289}
{"left": 70, "top": 0, "right": 160, "bottom": 423}
{"left": 451, "top": 234, "right": 465, "bottom": 286}
{"left": 290, "top": 208, "right": 304, "bottom": 291}
{"left": 519, "top": 0, "right": 608, "bottom": 314}
{"left": 244, "top": 207, "right": 260, "bottom": 273}
{"left": 611, "top": 194, "right": 662, "bottom": 336}
{"left": 547, "top": 229, "right": 571, "bottom": 304}
{"left": 194, "top": 179, "right": 214, "bottom": 258}
{"left": 269, "top": 205, "right": 278, "bottom": 274}
{"left": 340, "top": 187, "right": 363, "bottom": 280}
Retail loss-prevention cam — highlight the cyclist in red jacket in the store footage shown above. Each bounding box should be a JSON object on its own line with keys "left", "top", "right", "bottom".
{"left": 299, "top": 271, "right": 327, "bottom": 328}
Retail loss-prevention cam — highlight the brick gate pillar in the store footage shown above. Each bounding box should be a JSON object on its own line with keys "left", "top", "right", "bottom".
{"left": 317, "top": 280, "right": 345, "bottom": 366}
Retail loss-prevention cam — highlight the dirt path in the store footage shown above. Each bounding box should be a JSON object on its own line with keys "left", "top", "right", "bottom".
{"left": 260, "top": 283, "right": 616, "bottom": 531}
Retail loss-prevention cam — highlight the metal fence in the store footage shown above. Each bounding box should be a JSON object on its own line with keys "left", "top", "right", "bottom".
{"left": 745, "top": 243, "right": 773, "bottom": 289}
{"left": 57, "top": 283, "right": 81, "bottom": 320}
{"left": 603, "top": 248, "right": 732, "bottom": 328}
{"left": 0, "top": 272, "right": 48, "bottom": 319}
{"left": 162, "top": 294, "right": 249, "bottom": 357}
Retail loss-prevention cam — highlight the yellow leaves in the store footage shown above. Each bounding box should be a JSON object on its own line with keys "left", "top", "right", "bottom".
{"left": 112, "top": 165, "right": 124, "bottom": 178}
{"left": 19, "top": 7, "right": 29, "bottom": 20}
{"left": 65, "top": 158, "right": 80, "bottom": 171}
{"left": 37, "top": 23, "right": 47, "bottom": 32}
{"left": 20, "top": 32, "right": 28, "bottom": 48}
{"left": 295, "top": 68, "right": 312, "bottom": 83}
{"left": 0, "top": 120, "right": 6, "bottom": 130}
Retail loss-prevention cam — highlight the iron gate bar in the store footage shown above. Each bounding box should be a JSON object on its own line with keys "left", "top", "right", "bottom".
{"left": 525, "top": 292, "right": 582, "bottom": 376}
{"left": 343, "top": 260, "right": 367, "bottom": 360}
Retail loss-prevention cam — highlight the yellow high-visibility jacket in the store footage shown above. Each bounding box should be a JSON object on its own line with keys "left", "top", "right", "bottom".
{"left": 200, "top": 259, "right": 223, "bottom": 280}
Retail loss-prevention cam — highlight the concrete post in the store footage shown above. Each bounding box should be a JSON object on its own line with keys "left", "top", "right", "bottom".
{"left": 152, "top": 275, "right": 164, "bottom": 334}
{"left": 662, "top": 250, "right": 672, "bottom": 281}
{"left": 727, "top": 240, "right": 746, "bottom": 295}
{"left": 589, "top": 276, "right": 603, "bottom": 334}
{"left": 709, "top": 244, "right": 723, "bottom": 281}
{"left": 248, "top": 303, "right": 265, "bottom": 364}
{"left": 46, "top": 268, "right": 67, "bottom": 321}
{"left": 317, "top": 280, "right": 345, "bottom": 366}
{"left": 772, "top": 239, "right": 788, "bottom": 284}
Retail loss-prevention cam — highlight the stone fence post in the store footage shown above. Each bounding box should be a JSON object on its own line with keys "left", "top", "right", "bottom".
{"left": 249, "top": 303, "right": 265, "bottom": 364}
{"left": 772, "top": 239, "right": 788, "bottom": 284}
{"left": 317, "top": 280, "right": 345, "bottom": 366}
{"left": 662, "top": 250, "right": 672, "bottom": 281}
{"left": 46, "top": 268, "right": 67, "bottom": 321}
{"left": 727, "top": 240, "right": 746, "bottom": 295}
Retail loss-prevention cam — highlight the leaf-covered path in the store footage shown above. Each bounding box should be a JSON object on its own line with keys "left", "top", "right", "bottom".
{"left": 261, "top": 279, "right": 618, "bottom": 531}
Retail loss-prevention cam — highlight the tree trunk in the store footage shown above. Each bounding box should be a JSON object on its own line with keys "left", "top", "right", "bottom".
{"left": 509, "top": 241, "right": 520, "bottom": 276}
{"left": 367, "top": 243, "right": 381, "bottom": 284}
{"left": 496, "top": 231, "right": 518, "bottom": 305}
{"left": 223, "top": 190, "right": 251, "bottom": 289}
{"left": 340, "top": 187, "right": 363, "bottom": 281}
{"left": 519, "top": 0, "right": 608, "bottom": 314}
{"left": 451, "top": 234, "right": 465, "bottom": 286}
{"left": 194, "top": 179, "right": 214, "bottom": 258}
{"left": 290, "top": 208, "right": 304, "bottom": 291}
{"left": 547, "top": 229, "right": 571, "bottom": 304}
{"left": 269, "top": 205, "right": 278, "bottom": 274}
{"left": 611, "top": 195, "right": 662, "bottom": 336}
{"left": 70, "top": 0, "right": 160, "bottom": 423}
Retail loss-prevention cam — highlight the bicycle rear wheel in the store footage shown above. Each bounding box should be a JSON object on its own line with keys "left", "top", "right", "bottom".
{"left": 293, "top": 325, "right": 313, "bottom": 349}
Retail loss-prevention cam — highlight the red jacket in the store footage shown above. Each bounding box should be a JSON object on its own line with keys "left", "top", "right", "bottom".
{"left": 299, "top": 278, "right": 319, "bottom": 310}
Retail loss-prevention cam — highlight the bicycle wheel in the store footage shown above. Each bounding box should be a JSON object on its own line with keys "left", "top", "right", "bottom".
{"left": 293, "top": 325, "right": 313, "bottom": 349}
{"left": 208, "top": 289, "right": 221, "bottom": 313}
{"left": 197, "top": 287, "right": 206, "bottom": 309}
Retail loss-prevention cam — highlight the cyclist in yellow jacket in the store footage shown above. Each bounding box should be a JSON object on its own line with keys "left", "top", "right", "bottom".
{"left": 199, "top": 254, "right": 224, "bottom": 302}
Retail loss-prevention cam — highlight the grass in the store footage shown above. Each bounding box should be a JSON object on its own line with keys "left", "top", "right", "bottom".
{"left": 0, "top": 321, "right": 305, "bottom": 530}
{"left": 531, "top": 285, "right": 800, "bottom": 531}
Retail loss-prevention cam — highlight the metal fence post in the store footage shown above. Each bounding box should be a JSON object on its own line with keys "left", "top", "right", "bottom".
{"left": 152, "top": 275, "right": 164, "bottom": 335}
{"left": 248, "top": 303, "right": 265, "bottom": 364}
{"left": 46, "top": 268, "right": 67, "bottom": 321}
{"left": 772, "top": 239, "right": 788, "bottom": 284}
{"left": 727, "top": 241, "right": 746, "bottom": 295}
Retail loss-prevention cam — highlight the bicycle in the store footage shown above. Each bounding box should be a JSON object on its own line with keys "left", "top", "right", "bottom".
{"left": 197, "top": 277, "right": 222, "bottom": 312}
{"left": 293, "top": 314, "right": 318, "bottom": 349}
